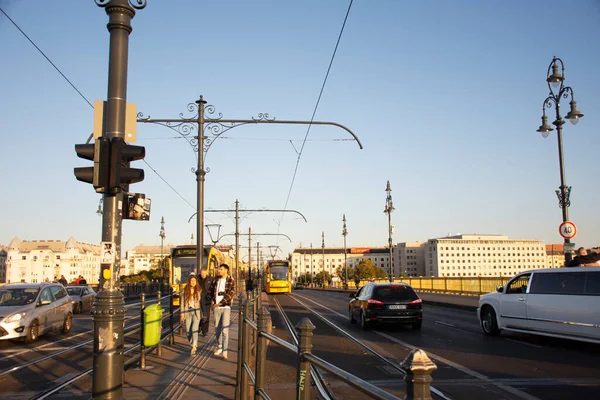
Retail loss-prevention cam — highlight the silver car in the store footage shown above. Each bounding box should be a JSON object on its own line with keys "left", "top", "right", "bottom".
{"left": 66, "top": 285, "right": 96, "bottom": 314}
{"left": 0, "top": 283, "right": 73, "bottom": 342}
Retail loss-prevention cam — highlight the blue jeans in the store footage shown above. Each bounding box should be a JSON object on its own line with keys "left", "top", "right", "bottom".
{"left": 184, "top": 311, "right": 200, "bottom": 348}
{"left": 213, "top": 306, "right": 231, "bottom": 352}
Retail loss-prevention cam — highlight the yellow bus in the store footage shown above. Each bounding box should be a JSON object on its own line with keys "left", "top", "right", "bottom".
{"left": 169, "top": 245, "right": 232, "bottom": 306}
{"left": 264, "top": 260, "right": 292, "bottom": 294}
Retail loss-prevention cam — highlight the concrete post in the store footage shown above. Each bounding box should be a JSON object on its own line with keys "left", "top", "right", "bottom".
{"left": 296, "top": 318, "right": 315, "bottom": 400}
{"left": 400, "top": 348, "right": 437, "bottom": 400}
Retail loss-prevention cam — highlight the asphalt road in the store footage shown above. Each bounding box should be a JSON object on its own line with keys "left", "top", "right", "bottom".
{"left": 264, "top": 290, "right": 600, "bottom": 400}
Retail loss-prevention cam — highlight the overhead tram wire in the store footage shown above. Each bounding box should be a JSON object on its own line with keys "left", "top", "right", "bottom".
{"left": 276, "top": 0, "right": 354, "bottom": 242}
{"left": 0, "top": 7, "right": 195, "bottom": 214}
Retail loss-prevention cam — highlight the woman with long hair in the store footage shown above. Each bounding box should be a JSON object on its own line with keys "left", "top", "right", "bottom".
{"left": 180, "top": 273, "right": 202, "bottom": 355}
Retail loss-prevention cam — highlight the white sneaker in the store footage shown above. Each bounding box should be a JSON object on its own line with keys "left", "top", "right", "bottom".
{"left": 222, "top": 351, "right": 228, "bottom": 359}
{"left": 214, "top": 348, "right": 223, "bottom": 356}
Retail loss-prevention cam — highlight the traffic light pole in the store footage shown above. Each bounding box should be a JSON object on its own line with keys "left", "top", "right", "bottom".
{"left": 92, "top": 1, "right": 145, "bottom": 399}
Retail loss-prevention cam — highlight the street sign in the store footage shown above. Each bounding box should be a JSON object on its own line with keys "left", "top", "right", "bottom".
{"left": 559, "top": 221, "right": 577, "bottom": 239}
{"left": 564, "top": 242, "right": 576, "bottom": 251}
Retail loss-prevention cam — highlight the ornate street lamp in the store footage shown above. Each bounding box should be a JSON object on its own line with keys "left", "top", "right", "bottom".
{"left": 536, "top": 57, "right": 583, "bottom": 265}
{"left": 342, "top": 214, "right": 348, "bottom": 289}
{"left": 384, "top": 181, "right": 394, "bottom": 282}
{"left": 96, "top": 198, "right": 103, "bottom": 216}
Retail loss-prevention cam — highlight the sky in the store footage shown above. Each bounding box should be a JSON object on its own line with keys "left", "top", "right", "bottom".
{"left": 1, "top": 0, "right": 599, "bottom": 263}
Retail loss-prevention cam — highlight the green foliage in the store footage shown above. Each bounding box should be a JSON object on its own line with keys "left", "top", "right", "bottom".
{"left": 335, "top": 266, "right": 353, "bottom": 283}
{"left": 374, "top": 266, "right": 389, "bottom": 279}
{"left": 120, "top": 267, "right": 163, "bottom": 283}
{"left": 297, "top": 272, "right": 313, "bottom": 284}
{"left": 314, "top": 270, "right": 332, "bottom": 286}
{"left": 353, "top": 259, "right": 375, "bottom": 282}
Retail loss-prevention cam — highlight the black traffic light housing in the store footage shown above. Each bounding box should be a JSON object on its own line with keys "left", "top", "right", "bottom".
{"left": 74, "top": 138, "right": 110, "bottom": 192}
{"left": 74, "top": 137, "right": 144, "bottom": 193}
{"left": 109, "top": 138, "right": 145, "bottom": 190}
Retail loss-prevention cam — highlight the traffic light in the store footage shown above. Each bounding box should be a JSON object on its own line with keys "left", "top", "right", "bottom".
{"left": 74, "top": 138, "right": 110, "bottom": 192}
{"left": 108, "top": 138, "right": 145, "bottom": 190}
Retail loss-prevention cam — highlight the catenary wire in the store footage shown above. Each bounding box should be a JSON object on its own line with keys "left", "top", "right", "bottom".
{"left": 276, "top": 0, "right": 354, "bottom": 245}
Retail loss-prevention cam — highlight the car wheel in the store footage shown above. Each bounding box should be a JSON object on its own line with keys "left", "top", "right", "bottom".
{"left": 348, "top": 308, "right": 355, "bottom": 324}
{"left": 481, "top": 306, "right": 500, "bottom": 336}
{"left": 359, "top": 310, "right": 368, "bottom": 330}
{"left": 62, "top": 313, "right": 73, "bottom": 334}
{"left": 25, "top": 321, "right": 39, "bottom": 343}
{"left": 78, "top": 301, "right": 83, "bottom": 314}
{"left": 411, "top": 321, "right": 422, "bottom": 330}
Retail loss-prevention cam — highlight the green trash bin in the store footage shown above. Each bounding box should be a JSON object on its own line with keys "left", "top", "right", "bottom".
{"left": 143, "top": 304, "right": 163, "bottom": 347}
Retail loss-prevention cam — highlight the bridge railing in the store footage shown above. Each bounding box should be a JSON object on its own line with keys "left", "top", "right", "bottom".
{"left": 235, "top": 294, "right": 437, "bottom": 400}
{"left": 327, "top": 276, "right": 512, "bottom": 296}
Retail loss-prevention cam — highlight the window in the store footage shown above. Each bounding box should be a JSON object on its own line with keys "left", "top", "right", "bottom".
{"left": 506, "top": 273, "right": 531, "bottom": 294}
{"left": 530, "top": 272, "right": 586, "bottom": 295}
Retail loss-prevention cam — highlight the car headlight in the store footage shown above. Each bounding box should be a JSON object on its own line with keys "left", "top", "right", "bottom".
{"left": 5, "top": 312, "right": 27, "bottom": 323}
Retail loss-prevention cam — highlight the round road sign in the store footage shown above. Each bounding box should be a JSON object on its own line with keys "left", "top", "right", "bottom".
{"left": 559, "top": 221, "right": 577, "bottom": 239}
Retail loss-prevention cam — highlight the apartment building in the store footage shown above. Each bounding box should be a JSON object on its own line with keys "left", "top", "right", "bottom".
{"left": 424, "top": 234, "right": 547, "bottom": 277}
{"left": 4, "top": 237, "right": 100, "bottom": 284}
{"left": 125, "top": 244, "right": 174, "bottom": 276}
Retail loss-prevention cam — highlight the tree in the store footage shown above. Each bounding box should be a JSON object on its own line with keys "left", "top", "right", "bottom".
{"left": 335, "top": 266, "right": 353, "bottom": 284}
{"left": 314, "top": 271, "right": 331, "bottom": 286}
{"left": 373, "top": 266, "right": 389, "bottom": 279}
{"left": 354, "top": 259, "right": 376, "bottom": 283}
{"left": 297, "top": 272, "right": 312, "bottom": 284}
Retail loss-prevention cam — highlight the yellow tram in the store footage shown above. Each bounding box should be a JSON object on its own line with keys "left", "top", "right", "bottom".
{"left": 264, "top": 259, "right": 292, "bottom": 294}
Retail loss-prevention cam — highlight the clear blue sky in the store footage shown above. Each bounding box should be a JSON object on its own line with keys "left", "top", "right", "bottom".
{"left": 1, "top": 0, "right": 599, "bottom": 261}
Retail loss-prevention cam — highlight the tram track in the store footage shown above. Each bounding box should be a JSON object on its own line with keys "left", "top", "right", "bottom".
{"left": 0, "top": 296, "right": 174, "bottom": 398}
{"left": 268, "top": 292, "right": 450, "bottom": 399}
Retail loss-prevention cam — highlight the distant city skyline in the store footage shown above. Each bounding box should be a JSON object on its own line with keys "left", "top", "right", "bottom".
{"left": 1, "top": 1, "right": 599, "bottom": 260}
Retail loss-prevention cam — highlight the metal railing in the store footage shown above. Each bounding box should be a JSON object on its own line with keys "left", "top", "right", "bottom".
{"left": 327, "top": 276, "right": 512, "bottom": 296}
{"left": 235, "top": 292, "right": 438, "bottom": 400}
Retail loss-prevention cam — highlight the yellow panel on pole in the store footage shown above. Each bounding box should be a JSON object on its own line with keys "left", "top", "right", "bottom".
{"left": 93, "top": 100, "right": 137, "bottom": 143}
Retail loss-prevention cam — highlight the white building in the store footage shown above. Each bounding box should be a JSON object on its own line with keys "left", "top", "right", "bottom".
{"left": 424, "top": 234, "right": 547, "bottom": 277}
{"left": 289, "top": 246, "right": 392, "bottom": 281}
{"left": 125, "top": 244, "right": 174, "bottom": 276}
{"left": 5, "top": 237, "right": 100, "bottom": 284}
{"left": 396, "top": 242, "right": 425, "bottom": 277}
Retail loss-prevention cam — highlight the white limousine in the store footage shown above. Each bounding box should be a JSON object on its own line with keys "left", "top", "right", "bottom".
{"left": 478, "top": 267, "right": 600, "bottom": 344}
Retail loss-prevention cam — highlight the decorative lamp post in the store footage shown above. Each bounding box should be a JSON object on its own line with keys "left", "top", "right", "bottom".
{"left": 96, "top": 198, "right": 103, "bottom": 216}
{"left": 536, "top": 57, "right": 583, "bottom": 265}
{"left": 384, "top": 181, "right": 394, "bottom": 282}
{"left": 342, "top": 214, "right": 348, "bottom": 289}
{"left": 159, "top": 216, "right": 166, "bottom": 283}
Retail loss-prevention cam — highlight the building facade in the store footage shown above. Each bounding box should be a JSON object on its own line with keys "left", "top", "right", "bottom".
{"left": 289, "top": 246, "right": 392, "bottom": 282}
{"left": 5, "top": 237, "right": 100, "bottom": 284}
{"left": 424, "top": 234, "right": 547, "bottom": 277}
{"left": 396, "top": 242, "right": 425, "bottom": 277}
{"left": 125, "top": 244, "right": 174, "bottom": 276}
{"left": 546, "top": 244, "right": 565, "bottom": 269}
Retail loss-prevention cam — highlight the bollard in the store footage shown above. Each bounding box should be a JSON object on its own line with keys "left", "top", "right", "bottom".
{"left": 235, "top": 293, "right": 245, "bottom": 400}
{"left": 254, "top": 307, "right": 269, "bottom": 399}
{"left": 241, "top": 300, "right": 252, "bottom": 400}
{"left": 296, "top": 318, "right": 315, "bottom": 400}
{"left": 169, "top": 286, "right": 175, "bottom": 345}
{"left": 140, "top": 292, "right": 146, "bottom": 370}
{"left": 400, "top": 349, "right": 437, "bottom": 400}
{"left": 156, "top": 290, "right": 162, "bottom": 357}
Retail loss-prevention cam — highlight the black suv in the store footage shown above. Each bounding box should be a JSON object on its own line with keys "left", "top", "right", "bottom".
{"left": 348, "top": 282, "right": 422, "bottom": 330}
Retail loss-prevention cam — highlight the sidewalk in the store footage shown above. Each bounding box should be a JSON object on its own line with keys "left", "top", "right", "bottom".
{"left": 121, "top": 310, "right": 240, "bottom": 400}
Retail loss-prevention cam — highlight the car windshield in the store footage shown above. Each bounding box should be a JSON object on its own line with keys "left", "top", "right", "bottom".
{"left": 373, "top": 286, "right": 418, "bottom": 301}
{"left": 66, "top": 287, "right": 83, "bottom": 296}
{"left": 0, "top": 288, "right": 39, "bottom": 306}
